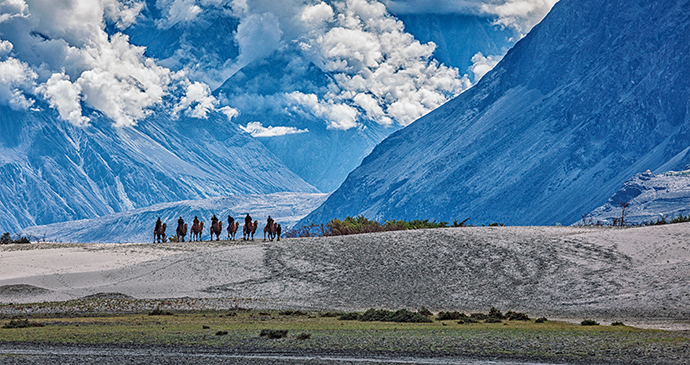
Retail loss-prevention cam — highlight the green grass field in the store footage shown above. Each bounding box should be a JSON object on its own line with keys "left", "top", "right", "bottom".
{"left": 1, "top": 307, "right": 689, "bottom": 364}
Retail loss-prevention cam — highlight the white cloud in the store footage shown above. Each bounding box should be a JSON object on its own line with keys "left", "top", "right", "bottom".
{"left": 0, "top": 0, "right": 230, "bottom": 127}
{"left": 295, "top": 0, "right": 471, "bottom": 127}
{"left": 0, "top": 56, "right": 36, "bottom": 109}
{"left": 470, "top": 52, "right": 501, "bottom": 82}
{"left": 382, "top": 0, "right": 559, "bottom": 37}
{"left": 36, "top": 72, "right": 89, "bottom": 126}
{"left": 287, "top": 91, "right": 359, "bottom": 130}
{"left": 234, "top": 12, "right": 284, "bottom": 68}
{"left": 172, "top": 80, "right": 217, "bottom": 119}
{"left": 241, "top": 121, "right": 308, "bottom": 137}
{"left": 219, "top": 105, "right": 239, "bottom": 120}
{"left": 155, "top": 0, "right": 203, "bottom": 28}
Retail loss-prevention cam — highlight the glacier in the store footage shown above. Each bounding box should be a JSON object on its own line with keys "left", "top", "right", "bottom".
{"left": 300, "top": 0, "right": 690, "bottom": 227}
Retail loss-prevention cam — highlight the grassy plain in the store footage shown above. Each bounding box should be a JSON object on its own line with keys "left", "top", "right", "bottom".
{"left": 1, "top": 305, "right": 689, "bottom": 364}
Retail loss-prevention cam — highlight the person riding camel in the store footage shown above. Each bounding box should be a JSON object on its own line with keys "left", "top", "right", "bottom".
{"left": 155, "top": 217, "right": 162, "bottom": 232}
{"left": 227, "top": 215, "right": 234, "bottom": 227}
{"left": 211, "top": 214, "right": 218, "bottom": 225}
{"left": 177, "top": 216, "right": 184, "bottom": 231}
{"left": 193, "top": 216, "right": 199, "bottom": 226}
{"left": 244, "top": 213, "right": 252, "bottom": 230}
{"left": 267, "top": 215, "right": 274, "bottom": 230}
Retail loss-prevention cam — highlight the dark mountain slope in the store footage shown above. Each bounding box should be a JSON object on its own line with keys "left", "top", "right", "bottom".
{"left": 301, "top": 0, "right": 690, "bottom": 226}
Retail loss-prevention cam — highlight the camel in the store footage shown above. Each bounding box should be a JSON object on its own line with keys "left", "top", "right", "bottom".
{"left": 177, "top": 223, "right": 188, "bottom": 242}
{"left": 154, "top": 223, "right": 167, "bottom": 243}
{"left": 191, "top": 221, "right": 204, "bottom": 241}
{"left": 263, "top": 222, "right": 276, "bottom": 241}
{"left": 243, "top": 220, "right": 258, "bottom": 240}
{"left": 210, "top": 220, "right": 223, "bottom": 241}
{"left": 227, "top": 221, "right": 239, "bottom": 240}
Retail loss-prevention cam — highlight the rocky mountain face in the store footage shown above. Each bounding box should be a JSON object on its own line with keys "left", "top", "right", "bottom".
{"left": 0, "top": 105, "right": 317, "bottom": 233}
{"left": 301, "top": 0, "right": 690, "bottom": 226}
{"left": 20, "top": 192, "right": 328, "bottom": 243}
{"left": 584, "top": 169, "right": 690, "bottom": 225}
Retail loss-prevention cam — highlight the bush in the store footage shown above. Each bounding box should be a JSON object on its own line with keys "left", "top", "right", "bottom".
{"left": 260, "top": 329, "right": 288, "bottom": 339}
{"left": 488, "top": 307, "right": 505, "bottom": 320}
{"left": 320, "top": 311, "right": 343, "bottom": 318}
{"left": 505, "top": 311, "right": 530, "bottom": 321}
{"left": 470, "top": 313, "right": 488, "bottom": 320}
{"left": 611, "top": 321, "right": 625, "bottom": 326}
{"left": 458, "top": 317, "right": 478, "bottom": 324}
{"left": 338, "top": 312, "right": 361, "bottom": 320}
{"left": 2, "top": 319, "right": 44, "bottom": 328}
{"left": 535, "top": 317, "right": 548, "bottom": 323}
{"left": 215, "top": 330, "right": 228, "bottom": 336}
{"left": 279, "top": 310, "right": 307, "bottom": 316}
{"left": 436, "top": 311, "right": 467, "bottom": 321}
{"left": 359, "top": 308, "right": 433, "bottom": 323}
{"left": 149, "top": 308, "right": 174, "bottom": 316}
{"left": 484, "top": 317, "right": 503, "bottom": 323}
{"left": 581, "top": 319, "right": 599, "bottom": 326}
{"left": 296, "top": 333, "right": 311, "bottom": 340}
{"left": 0, "top": 233, "right": 30, "bottom": 245}
{"left": 417, "top": 307, "right": 433, "bottom": 316}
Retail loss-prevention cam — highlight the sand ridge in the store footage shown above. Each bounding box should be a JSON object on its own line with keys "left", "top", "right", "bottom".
{"left": 1, "top": 224, "right": 689, "bottom": 329}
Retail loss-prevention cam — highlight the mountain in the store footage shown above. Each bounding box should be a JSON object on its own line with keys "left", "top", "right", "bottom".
{"left": 583, "top": 169, "right": 690, "bottom": 225}
{"left": 0, "top": 104, "right": 317, "bottom": 233}
{"left": 393, "top": 13, "right": 513, "bottom": 80}
{"left": 300, "top": 0, "right": 690, "bottom": 226}
{"left": 20, "top": 192, "right": 328, "bottom": 243}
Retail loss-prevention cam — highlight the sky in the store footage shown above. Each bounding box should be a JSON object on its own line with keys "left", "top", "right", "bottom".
{"left": 0, "top": 0, "right": 558, "bottom": 132}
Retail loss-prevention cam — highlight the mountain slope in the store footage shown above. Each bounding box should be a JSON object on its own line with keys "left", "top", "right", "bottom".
{"left": 0, "top": 105, "right": 316, "bottom": 233}
{"left": 584, "top": 169, "right": 690, "bottom": 225}
{"left": 301, "top": 0, "right": 690, "bottom": 226}
{"left": 20, "top": 192, "right": 328, "bottom": 243}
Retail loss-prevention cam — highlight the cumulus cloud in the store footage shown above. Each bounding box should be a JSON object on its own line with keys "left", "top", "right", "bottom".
{"left": 295, "top": 0, "right": 471, "bottom": 127}
{"left": 0, "top": 0, "right": 228, "bottom": 127}
{"left": 470, "top": 52, "right": 501, "bottom": 82}
{"left": 0, "top": 55, "right": 37, "bottom": 109}
{"left": 382, "top": 0, "right": 559, "bottom": 36}
{"left": 288, "top": 91, "right": 359, "bottom": 130}
{"left": 241, "top": 121, "right": 308, "bottom": 137}
{"left": 36, "top": 72, "right": 88, "bottom": 126}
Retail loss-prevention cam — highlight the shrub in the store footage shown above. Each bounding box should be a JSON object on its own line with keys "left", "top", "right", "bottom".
{"left": 470, "top": 313, "right": 487, "bottom": 320}
{"left": 215, "top": 330, "right": 228, "bottom": 336}
{"left": 2, "top": 319, "right": 44, "bottom": 328}
{"left": 437, "top": 311, "right": 467, "bottom": 321}
{"left": 320, "top": 311, "right": 343, "bottom": 318}
{"left": 581, "top": 319, "right": 599, "bottom": 326}
{"left": 611, "top": 321, "right": 625, "bottom": 326}
{"left": 458, "top": 317, "right": 478, "bottom": 324}
{"left": 279, "top": 310, "right": 307, "bottom": 316}
{"left": 0, "top": 233, "right": 11, "bottom": 245}
{"left": 296, "top": 333, "right": 311, "bottom": 340}
{"left": 505, "top": 311, "right": 530, "bottom": 321}
{"left": 338, "top": 312, "right": 360, "bottom": 320}
{"left": 417, "top": 307, "right": 433, "bottom": 316}
{"left": 484, "top": 317, "right": 503, "bottom": 323}
{"left": 359, "top": 308, "right": 433, "bottom": 323}
{"left": 149, "top": 308, "right": 174, "bottom": 316}
{"left": 260, "top": 329, "right": 288, "bottom": 339}
{"left": 535, "top": 317, "right": 548, "bottom": 323}
{"left": 488, "top": 307, "right": 505, "bottom": 320}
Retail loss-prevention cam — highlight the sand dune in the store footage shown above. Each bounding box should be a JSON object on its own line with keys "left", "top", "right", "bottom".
{"left": 1, "top": 224, "right": 689, "bottom": 329}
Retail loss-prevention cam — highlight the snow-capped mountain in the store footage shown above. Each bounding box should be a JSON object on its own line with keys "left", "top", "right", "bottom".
{"left": 583, "top": 169, "right": 690, "bottom": 225}
{"left": 0, "top": 105, "right": 317, "bottom": 233}
{"left": 300, "top": 0, "right": 690, "bottom": 226}
{"left": 122, "top": 1, "right": 516, "bottom": 193}
{"left": 20, "top": 192, "right": 328, "bottom": 243}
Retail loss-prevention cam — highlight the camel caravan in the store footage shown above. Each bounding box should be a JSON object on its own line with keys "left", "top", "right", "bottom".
{"left": 152, "top": 213, "right": 282, "bottom": 243}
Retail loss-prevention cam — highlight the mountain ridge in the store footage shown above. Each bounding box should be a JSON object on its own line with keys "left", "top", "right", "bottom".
{"left": 300, "top": 0, "right": 690, "bottom": 226}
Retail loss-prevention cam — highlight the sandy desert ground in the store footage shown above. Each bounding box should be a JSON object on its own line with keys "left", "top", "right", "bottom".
{"left": 1, "top": 224, "right": 689, "bottom": 330}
